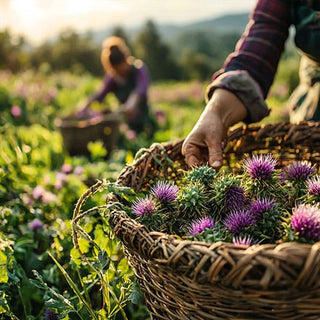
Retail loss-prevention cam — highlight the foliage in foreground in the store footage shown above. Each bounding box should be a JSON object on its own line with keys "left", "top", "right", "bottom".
{"left": 0, "top": 66, "right": 292, "bottom": 319}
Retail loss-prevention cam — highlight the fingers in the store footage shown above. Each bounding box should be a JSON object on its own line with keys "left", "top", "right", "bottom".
{"left": 207, "top": 139, "right": 223, "bottom": 169}
{"left": 187, "top": 155, "right": 201, "bottom": 167}
{"left": 182, "top": 132, "right": 225, "bottom": 169}
{"left": 182, "top": 140, "right": 202, "bottom": 167}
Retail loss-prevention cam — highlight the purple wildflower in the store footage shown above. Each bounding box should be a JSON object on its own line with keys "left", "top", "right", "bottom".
{"left": 155, "top": 110, "right": 166, "bottom": 126}
{"left": 42, "top": 191, "right": 58, "bottom": 204}
{"left": 291, "top": 204, "right": 320, "bottom": 241}
{"left": 132, "top": 196, "right": 156, "bottom": 216}
{"left": 226, "top": 185, "right": 245, "bottom": 211}
{"left": 189, "top": 217, "right": 215, "bottom": 236}
{"left": 126, "top": 130, "right": 137, "bottom": 140}
{"left": 151, "top": 181, "right": 179, "bottom": 204}
{"left": 307, "top": 176, "right": 320, "bottom": 196}
{"left": 73, "top": 165, "right": 84, "bottom": 175}
{"left": 32, "top": 185, "right": 45, "bottom": 200}
{"left": 43, "top": 309, "right": 58, "bottom": 320}
{"left": 29, "top": 218, "right": 44, "bottom": 231}
{"left": 243, "top": 154, "right": 277, "bottom": 180}
{"left": 11, "top": 105, "right": 21, "bottom": 117}
{"left": 61, "top": 163, "right": 72, "bottom": 174}
{"left": 224, "top": 211, "right": 255, "bottom": 234}
{"left": 232, "top": 235, "right": 253, "bottom": 246}
{"left": 55, "top": 172, "right": 67, "bottom": 190}
{"left": 249, "top": 198, "right": 276, "bottom": 218}
{"left": 282, "top": 161, "right": 315, "bottom": 181}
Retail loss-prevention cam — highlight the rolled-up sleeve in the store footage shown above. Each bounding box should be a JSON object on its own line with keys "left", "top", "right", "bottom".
{"left": 207, "top": 0, "right": 292, "bottom": 123}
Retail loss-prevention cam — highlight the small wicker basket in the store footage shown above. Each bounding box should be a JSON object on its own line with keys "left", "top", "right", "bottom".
{"left": 108, "top": 121, "right": 320, "bottom": 320}
{"left": 56, "top": 110, "right": 119, "bottom": 156}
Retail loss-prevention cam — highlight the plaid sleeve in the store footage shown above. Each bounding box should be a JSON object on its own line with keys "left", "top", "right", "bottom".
{"left": 206, "top": 70, "right": 270, "bottom": 123}
{"left": 212, "top": 0, "right": 292, "bottom": 98}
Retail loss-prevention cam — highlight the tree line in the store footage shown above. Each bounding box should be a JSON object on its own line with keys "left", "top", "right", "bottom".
{"left": 0, "top": 19, "right": 297, "bottom": 82}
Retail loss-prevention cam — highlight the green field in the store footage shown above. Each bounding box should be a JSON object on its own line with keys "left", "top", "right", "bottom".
{"left": 0, "top": 63, "right": 296, "bottom": 319}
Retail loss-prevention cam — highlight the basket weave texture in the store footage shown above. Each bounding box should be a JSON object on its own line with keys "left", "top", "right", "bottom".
{"left": 109, "top": 122, "right": 320, "bottom": 320}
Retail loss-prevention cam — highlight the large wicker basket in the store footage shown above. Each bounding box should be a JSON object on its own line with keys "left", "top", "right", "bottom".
{"left": 56, "top": 110, "right": 119, "bottom": 156}
{"left": 108, "top": 121, "right": 320, "bottom": 320}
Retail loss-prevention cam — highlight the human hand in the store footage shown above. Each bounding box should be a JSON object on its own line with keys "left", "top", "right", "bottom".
{"left": 181, "top": 88, "right": 248, "bottom": 169}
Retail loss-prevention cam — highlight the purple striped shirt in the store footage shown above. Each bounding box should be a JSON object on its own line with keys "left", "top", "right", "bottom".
{"left": 89, "top": 61, "right": 150, "bottom": 104}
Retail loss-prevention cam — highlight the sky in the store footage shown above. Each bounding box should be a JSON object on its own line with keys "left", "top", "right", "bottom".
{"left": 0, "top": 0, "right": 256, "bottom": 44}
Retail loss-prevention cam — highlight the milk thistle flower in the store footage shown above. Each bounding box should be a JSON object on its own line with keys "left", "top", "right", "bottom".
{"left": 243, "top": 154, "right": 277, "bottom": 180}
{"left": 176, "top": 183, "right": 208, "bottom": 216}
{"left": 29, "top": 218, "right": 44, "bottom": 231}
{"left": 291, "top": 204, "right": 320, "bottom": 241}
{"left": 226, "top": 185, "right": 245, "bottom": 211}
{"left": 307, "top": 176, "right": 320, "bottom": 196}
{"left": 232, "top": 235, "right": 253, "bottom": 246}
{"left": 185, "top": 165, "right": 217, "bottom": 188}
{"left": 189, "top": 217, "right": 215, "bottom": 236}
{"left": 132, "top": 196, "right": 156, "bottom": 216}
{"left": 249, "top": 198, "right": 276, "bottom": 218}
{"left": 151, "top": 181, "right": 179, "bottom": 203}
{"left": 282, "top": 161, "right": 315, "bottom": 181}
{"left": 224, "top": 211, "right": 255, "bottom": 234}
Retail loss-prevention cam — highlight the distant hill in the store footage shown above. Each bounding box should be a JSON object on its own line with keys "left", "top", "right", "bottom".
{"left": 185, "top": 13, "right": 250, "bottom": 32}
{"left": 92, "top": 12, "right": 250, "bottom": 44}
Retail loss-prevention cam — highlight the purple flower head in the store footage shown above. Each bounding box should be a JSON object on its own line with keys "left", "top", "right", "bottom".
{"left": 232, "top": 235, "right": 253, "bottom": 246}
{"left": 291, "top": 204, "right": 320, "bottom": 241}
{"left": 29, "top": 218, "right": 44, "bottom": 231}
{"left": 132, "top": 196, "right": 156, "bottom": 216}
{"left": 73, "top": 165, "right": 84, "bottom": 175}
{"left": 11, "top": 105, "right": 21, "bottom": 117}
{"left": 307, "top": 176, "right": 320, "bottom": 196}
{"left": 61, "top": 163, "right": 73, "bottom": 174}
{"left": 42, "top": 191, "right": 58, "bottom": 204}
{"left": 155, "top": 110, "right": 166, "bottom": 126}
{"left": 226, "top": 185, "right": 245, "bottom": 211}
{"left": 243, "top": 154, "right": 277, "bottom": 180}
{"left": 32, "top": 185, "right": 45, "bottom": 200}
{"left": 282, "top": 161, "right": 315, "bottom": 181}
{"left": 56, "top": 172, "right": 67, "bottom": 181}
{"left": 55, "top": 172, "right": 67, "bottom": 190}
{"left": 126, "top": 130, "right": 137, "bottom": 140}
{"left": 151, "top": 181, "right": 179, "bottom": 204}
{"left": 189, "top": 217, "right": 215, "bottom": 236}
{"left": 44, "top": 309, "right": 58, "bottom": 320}
{"left": 249, "top": 198, "right": 276, "bottom": 218}
{"left": 224, "top": 210, "right": 255, "bottom": 234}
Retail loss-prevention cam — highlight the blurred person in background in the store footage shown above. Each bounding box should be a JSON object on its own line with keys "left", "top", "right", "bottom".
{"left": 79, "top": 36, "right": 156, "bottom": 136}
{"left": 182, "top": 0, "right": 320, "bottom": 169}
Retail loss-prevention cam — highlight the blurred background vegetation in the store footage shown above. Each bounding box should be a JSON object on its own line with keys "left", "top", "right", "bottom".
{"left": 0, "top": 12, "right": 302, "bottom": 320}
{"left": 0, "top": 14, "right": 300, "bottom": 84}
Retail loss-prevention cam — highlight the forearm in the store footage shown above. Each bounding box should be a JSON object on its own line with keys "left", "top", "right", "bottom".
{"left": 88, "top": 75, "right": 113, "bottom": 104}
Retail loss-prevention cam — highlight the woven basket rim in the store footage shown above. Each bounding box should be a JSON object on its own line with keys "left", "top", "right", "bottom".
{"left": 55, "top": 110, "right": 119, "bottom": 129}
{"left": 110, "top": 121, "right": 320, "bottom": 290}
{"left": 113, "top": 121, "right": 320, "bottom": 251}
